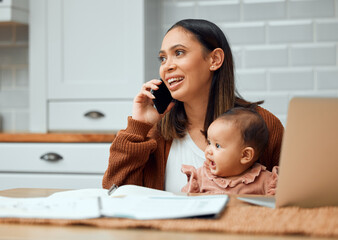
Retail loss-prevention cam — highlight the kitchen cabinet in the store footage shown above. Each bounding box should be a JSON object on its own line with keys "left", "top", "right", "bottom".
{"left": 0, "top": 142, "right": 111, "bottom": 190}
{"left": 29, "top": 0, "right": 161, "bottom": 132}
{"left": 0, "top": 0, "right": 29, "bottom": 24}
{"left": 0, "top": 133, "right": 115, "bottom": 190}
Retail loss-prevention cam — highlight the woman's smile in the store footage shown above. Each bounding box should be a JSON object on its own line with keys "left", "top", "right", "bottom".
{"left": 166, "top": 76, "right": 184, "bottom": 90}
{"left": 167, "top": 76, "right": 184, "bottom": 86}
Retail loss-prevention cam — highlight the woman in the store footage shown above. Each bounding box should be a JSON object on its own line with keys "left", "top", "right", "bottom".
{"left": 102, "top": 19, "right": 284, "bottom": 192}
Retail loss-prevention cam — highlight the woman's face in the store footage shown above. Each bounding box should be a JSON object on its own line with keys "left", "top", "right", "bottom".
{"left": 158, "top": 27, "right": 213, "bottom": 103}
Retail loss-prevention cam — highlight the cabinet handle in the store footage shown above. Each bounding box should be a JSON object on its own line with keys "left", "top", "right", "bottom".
{"left": 40, "top": 152, "right": 63, "bottom": 162}
{"left": 84, "top": 111, "right": 105, "bottom": 119}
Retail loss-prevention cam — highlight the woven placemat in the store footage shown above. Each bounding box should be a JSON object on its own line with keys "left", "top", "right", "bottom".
{"left": 0, "top": 205, "right": 337, "bottom": 237}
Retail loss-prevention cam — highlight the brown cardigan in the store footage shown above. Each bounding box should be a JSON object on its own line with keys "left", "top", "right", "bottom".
{"left": 102, "top": 106, "right": 284, "bottom": 190}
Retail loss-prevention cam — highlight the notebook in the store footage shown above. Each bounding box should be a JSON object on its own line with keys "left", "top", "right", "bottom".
{"left": 238, "top": 97, "right": 338, "bottom": 208}
{"left": 0, "top": 185, "right": 229, "bottom": 220}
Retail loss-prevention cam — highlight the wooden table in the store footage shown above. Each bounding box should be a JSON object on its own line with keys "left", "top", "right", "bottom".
{"left": 0, "top": 188, "right": 331, "bottom": 240}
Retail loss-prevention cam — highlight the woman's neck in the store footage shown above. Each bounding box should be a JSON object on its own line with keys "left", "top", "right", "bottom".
{"left": 184, "top": 99, "right": 209, "bottom": 151}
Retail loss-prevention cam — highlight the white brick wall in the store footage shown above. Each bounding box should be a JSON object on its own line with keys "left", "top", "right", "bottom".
{"left": 0, "top": 24, "right": 29, "bottom": 132}
{"left": 288, "top": 0, "right": 335, "bottom": 18}
{"left": 162, "top": 0, "right": 338, "bottom": 125}
{"left": 242, "top": 0, "right": 286, "bottom": 21}
{"left": 268, "top": 20, "right": 313, "bottom": 43}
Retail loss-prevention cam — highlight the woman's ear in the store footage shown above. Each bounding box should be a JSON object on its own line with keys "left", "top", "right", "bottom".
{"left": 240, "top": 147, "right": 255, "bottom": 165}
{"left": 209, "top": 48, "right": 224, "bottom": 71}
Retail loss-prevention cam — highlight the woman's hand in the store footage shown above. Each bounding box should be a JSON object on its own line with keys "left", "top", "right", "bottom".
{"left": 132, "top": 79, "right": 174, "bottom": 125}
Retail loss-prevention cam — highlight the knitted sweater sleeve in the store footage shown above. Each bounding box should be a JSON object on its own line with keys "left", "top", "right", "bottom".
{"left": 256, "top": 106, "right": 285, "bottom": 171}
{"left": 102, "top": 116, "right": 158, "bottom": 189}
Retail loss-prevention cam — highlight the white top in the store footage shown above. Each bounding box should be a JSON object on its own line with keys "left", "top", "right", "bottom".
{"left": 164, "top": 133, "right": 205, "bottom": 193}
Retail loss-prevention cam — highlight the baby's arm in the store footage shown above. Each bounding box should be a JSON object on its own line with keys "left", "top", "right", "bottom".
{"left": 181, "top": 165, "right": 201, "bottom": 193}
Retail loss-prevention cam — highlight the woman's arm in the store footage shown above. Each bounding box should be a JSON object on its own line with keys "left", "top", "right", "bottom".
{"left": 102, "top": 79, "right": 175, "bottom": 190}
{"left": 257, "top": 106, "right": 285, "bottom": 171}
{"left": 102, "top": 117, "right": 157, "bottom": 189}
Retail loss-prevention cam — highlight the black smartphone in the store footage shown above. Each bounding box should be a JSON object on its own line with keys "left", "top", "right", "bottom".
{"left": 150, "top": 79, "right": 173, "bottom": 114}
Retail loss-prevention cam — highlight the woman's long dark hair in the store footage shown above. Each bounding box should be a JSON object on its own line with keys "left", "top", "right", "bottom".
{"left": 160, "top": 19, "right": 262, "bottom": 140}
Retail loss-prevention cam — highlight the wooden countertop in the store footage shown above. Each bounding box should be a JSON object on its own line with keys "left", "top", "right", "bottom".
{"left": 0, "top": 133, "right": 116, "bottom": 143}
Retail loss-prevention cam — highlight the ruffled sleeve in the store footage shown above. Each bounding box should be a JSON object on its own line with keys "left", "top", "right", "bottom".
{"left": 181, "top": 165, "right": 200, "bottom": 193}
{"left": 266, "top": 166, "right": 279, "bottom": 195}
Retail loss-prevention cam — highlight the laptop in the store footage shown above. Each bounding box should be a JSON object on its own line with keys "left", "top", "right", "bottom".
{"left": 238, "top": 97, "right": 338, "bottom": 208}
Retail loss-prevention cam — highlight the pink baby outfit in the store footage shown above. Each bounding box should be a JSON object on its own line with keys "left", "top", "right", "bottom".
{"left": 181, "top": 162, "right": 278, "bottom": 195}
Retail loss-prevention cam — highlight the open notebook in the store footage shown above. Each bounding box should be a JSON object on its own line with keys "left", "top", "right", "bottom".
{"left": 238, "top": 97, "right": 338, "bottom": 208}
{"left": 0, "top": 185, "right": 229, "bottom": 220}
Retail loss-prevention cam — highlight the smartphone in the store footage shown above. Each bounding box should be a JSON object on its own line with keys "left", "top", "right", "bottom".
{"left": 150, "top": 79, "right": 173, "bottom": 114}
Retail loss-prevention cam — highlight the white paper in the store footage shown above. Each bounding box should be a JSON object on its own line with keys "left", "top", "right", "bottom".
{"left": 0, "top": 186, "right": 229, "bottom": 220}
{"left": 48, "top": 185, "right": 175, "bottom": 199}
{"left": 49, "top": 188, "right": 110, "bottom": 199}
{"left": 101, "top": 195, "right": 229, "bottom": 220}
{"left": 237, "top": 196, "right": 276, "bottom": 208}
{"left": 0, "top": 196, "right": 100, "bottom": 219}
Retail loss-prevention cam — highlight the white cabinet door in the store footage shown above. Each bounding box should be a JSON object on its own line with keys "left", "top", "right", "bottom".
{"left": 48, "top": 101, "right": 132, "bottom": 131}
{"left": 0, "top": 143, "right": 111, "bottom": 174}
{"left": 47, "top": 0, "right": 144, "bottom": 100}
{"left": 0, "top": 173, "right": 104, "bottom": 190}
{"left": 30, "top": 0, "right": 161, "bottom": 132}
{"left": 0, "top": 142, "right": 111, "bottom": 190}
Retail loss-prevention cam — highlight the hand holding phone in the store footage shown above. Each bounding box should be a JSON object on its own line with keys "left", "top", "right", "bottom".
{"left": 150, "top": 79, "right": 173, "bottom": 114}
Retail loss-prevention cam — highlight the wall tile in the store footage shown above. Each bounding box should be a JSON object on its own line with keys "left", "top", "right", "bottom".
{"left": 244, "top": 46, "right": 288, "bottom": 68}
{"left": 241, "top": 92, "right": 289, "bottom": 115}
{"left": 316, "top": 68, "right": 338, "bottom": 90}
{"left": 268, "top": 20, "right": 313, "bottom": 43}
{"left": 243, "top": 0, "right": 286, "bottom": 21}
{"left": 221, "top": 22, "right": 265, "bottom": 45}
{"left": 162, "top": 1, "right": 196, "bottom": 26}
{"left": 289, "top": 91, "right": 338, "bottom": 98}
{"left": 269, "top": 69, "right": 314, "bottom": 90}
{"left": 232, "top": 47, "right": 242, "bottom": 69}
{"left": 236, "top": 69, "right": 267, "bottom": 91}
{"left": 288, "top": 0, "right": 335, "bottom": 19}
{"left": 290, "top": 44, "right": 336, "bottom": 66}
{"left": 260, "top": 94, "right": 289, "bottom": 115}
{"left": 316, "top": 20, "right": 338, "bottom": 42}
{"left": 197, "top": 1, "right": 240, "bottom": 22}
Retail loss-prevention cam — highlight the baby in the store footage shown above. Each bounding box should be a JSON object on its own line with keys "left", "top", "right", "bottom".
{"left": 181, "top": 107, "right": 278, "bottom": 195}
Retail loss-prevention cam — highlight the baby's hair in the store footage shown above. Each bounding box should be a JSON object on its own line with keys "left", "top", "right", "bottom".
{"left": 217, "top": 107, "right": 269, "bottom": 161}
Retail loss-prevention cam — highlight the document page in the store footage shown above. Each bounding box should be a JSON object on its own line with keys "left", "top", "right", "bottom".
{"left": 0, "top": 186, "right": 228, "bottom": 220}
{"left": 0, "top": 196, "right": 100, "bottom": 219}
{"left": 48, "top": 185, "right": 176, "bottom": 199}
{"left": 100, "top": 195, "right": 229, "bottom": 220}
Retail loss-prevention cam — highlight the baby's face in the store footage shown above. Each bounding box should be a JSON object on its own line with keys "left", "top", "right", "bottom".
{"left": 205, "top": 119, "right": 245, "bottom": 177}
